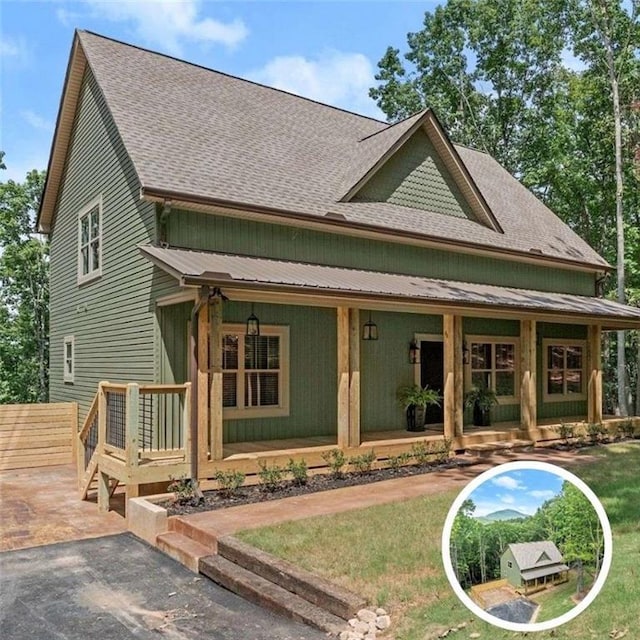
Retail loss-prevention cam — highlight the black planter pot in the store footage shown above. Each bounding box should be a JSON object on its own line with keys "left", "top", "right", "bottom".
{"left": 406, "top": 405, "right": 426, "bottom": 432}
{"left": 472, "top": 402, "right": 491, "bottom": 427}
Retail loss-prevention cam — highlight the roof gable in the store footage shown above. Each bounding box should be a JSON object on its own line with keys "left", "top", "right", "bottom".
{"left": 508, "top": 541, "right": 564, "bottom": 570}
{"left": 352, "top": 128, "right": 479, "bottom": 222}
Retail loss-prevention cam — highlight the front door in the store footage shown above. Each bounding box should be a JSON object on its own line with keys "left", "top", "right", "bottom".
{"left": 420, "top": 341, "right": 444, "bottom": 424}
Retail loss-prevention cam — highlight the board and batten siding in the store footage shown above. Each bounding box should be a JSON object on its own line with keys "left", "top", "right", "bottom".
{"left": 49, "top": 69, "right": 158, "bottom": 420}
{"left": 166, "top": 209, "right": 595, "bottom": 296}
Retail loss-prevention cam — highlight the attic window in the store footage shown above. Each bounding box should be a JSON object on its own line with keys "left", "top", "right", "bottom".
{"left": 78, "top": 195, "right": 102, "bottom": 284}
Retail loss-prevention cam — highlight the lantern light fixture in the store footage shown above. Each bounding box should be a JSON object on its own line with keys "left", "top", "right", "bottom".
{"left": 409, "top": 339, "right": 420, "bottom": 364}
{"left": 246, "top": 304, "right": 260, "bottom": 337}
{"left": 362, "top": 311, "right": 378, "bottom": 341}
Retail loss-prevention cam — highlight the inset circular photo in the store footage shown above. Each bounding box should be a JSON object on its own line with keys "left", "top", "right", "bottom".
{"left": 442, "top": 461, "right": 612, "bottom": 632}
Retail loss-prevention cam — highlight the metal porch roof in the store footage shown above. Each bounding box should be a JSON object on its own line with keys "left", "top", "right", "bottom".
{"left": 520, "top": 564, "right": 570, "bottom": 581}
{"left": 139, "top": 246, "right": 640, "bottom": 329}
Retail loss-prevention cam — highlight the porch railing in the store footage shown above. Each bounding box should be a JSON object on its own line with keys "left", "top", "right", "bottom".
{"left": 77, "top": 381, "right": 191, "bottom": 497}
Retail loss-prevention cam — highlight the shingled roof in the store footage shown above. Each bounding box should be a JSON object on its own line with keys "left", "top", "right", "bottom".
{"left": 39, "top": 30, "right": 609, "bottom": 271}
{"left": 508, "top": 541, "right": 565, "bottom": 571}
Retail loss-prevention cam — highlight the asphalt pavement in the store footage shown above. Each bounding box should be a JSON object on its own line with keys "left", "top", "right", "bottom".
{"left": 0, "top": 533, "right": 325, "bottom": 640}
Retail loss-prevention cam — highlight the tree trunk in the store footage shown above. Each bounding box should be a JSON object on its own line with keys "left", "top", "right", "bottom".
{"left": 636, "top": 338, "right": 640, "bottom": 416}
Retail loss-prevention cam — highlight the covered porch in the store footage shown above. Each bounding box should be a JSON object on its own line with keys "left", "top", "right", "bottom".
{"left": 144, "top": 246, "right": 640, "bottom": 481}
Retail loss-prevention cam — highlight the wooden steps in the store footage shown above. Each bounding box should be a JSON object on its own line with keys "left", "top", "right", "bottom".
{"left": 217, "top": 536, "right": 366, "bottom": 620}
{"left": 199, "top": 554, "right": 347, "bottom": 635}
{"left": 157, "top": 531, "right": 212, "bottom": 573}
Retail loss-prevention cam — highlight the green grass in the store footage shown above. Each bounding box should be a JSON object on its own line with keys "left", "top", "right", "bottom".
{"left": 532, "top": 572, "right": 585, "bottom": 622}
{"left": 237, "top": 442, "right": 640, "bottom": 639}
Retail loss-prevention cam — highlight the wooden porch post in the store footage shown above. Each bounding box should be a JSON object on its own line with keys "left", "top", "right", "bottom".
{"left": 443, "top": 314, "right": 461, "bottom": 441}
{"left": 337, "top": 306, "right": 350, "bottom": 449}
{"left": 97, "top": 382, "right": 109, "bottom": 511}
{"left": 210, "top": 296, "right": 224, "bottom": 461}
{"left": 349, "top": 308, "right": 361, "bottom": 448}
{"left": 588, "top": 324, "right": 603, "bottom": 423}
{"left": 125, "top": 383, "right": 139, "bottom": 501}
{"left": 197, "top": 301, "right": 210, "bottom": 471}
{"left": 453, "top": 315, "right": 464, "bottom": 438}
{"left": 520, "top": 320, "right": 537, "bottom": 432}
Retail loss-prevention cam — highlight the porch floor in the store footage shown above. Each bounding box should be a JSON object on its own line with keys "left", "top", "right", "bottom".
{"left": 221, "top": 415, "right": 617, "bottom": 461}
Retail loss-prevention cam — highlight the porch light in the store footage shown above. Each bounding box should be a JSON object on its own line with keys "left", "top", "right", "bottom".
{"left": 462, "top": 340, "right": 470, "bottom": 365}
{"left": 246, "top": 304, "right": 260, "bottom": 337}
{"left": 409, "top": 339, "right": 420, "bottom": 364}
{"left": 362, "top": 312, "right": 378, "bottom": 341}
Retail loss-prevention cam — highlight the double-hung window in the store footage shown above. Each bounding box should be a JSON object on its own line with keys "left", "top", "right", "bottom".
{"left": 222, "top": 325, "right": 289, "bottom": 418}
{"left": 78, "top": 195, "right": 102, "bottom": 284}
{"left": 467, "top": 337, "right": 518, "bottom": 402}
{"left": 543, "top": 340, "right": 586, "bottom": 400}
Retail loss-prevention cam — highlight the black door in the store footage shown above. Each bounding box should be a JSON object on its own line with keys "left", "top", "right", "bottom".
{"left": 420, "top": 341, "right": 444, "bottom": 424}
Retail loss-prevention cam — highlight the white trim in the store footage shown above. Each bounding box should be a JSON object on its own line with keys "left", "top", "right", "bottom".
{"left": 155, "top": 289, "right": 198, "bottom": 307}
{"left": 465, "top": 334, "right": 520, "bottom": 404}
{"left": 222, "top": 323, "right": 290, "bottom": 419}
{"left": 63, "top": 335, "right": 75, "bottom": 383}
{"left": 542, "top": 338, "right": 587, "bottom": 402}
{"left": 77, "top": 194, "right": 103, "bottom": 285}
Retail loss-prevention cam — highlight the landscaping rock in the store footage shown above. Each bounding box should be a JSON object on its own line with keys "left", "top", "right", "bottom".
{"left": 354, "top": 620, "right": 370, "bottom": 634}
{"left": 469, "top": 634, "right": 481, "bottom": 639}
{"left": 358, "top": 609, "right": 377, "bottom": 623}
{"left": 349, "top": 618, "right": 358, "bottom": 627}
{"left": 375, "top": 607, "right": 387, "bottom": 616}
{"left": 376, "top": 615, "right": 391, "bottom": 630}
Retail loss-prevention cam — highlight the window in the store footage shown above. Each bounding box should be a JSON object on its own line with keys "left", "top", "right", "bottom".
{"left": 508, "top": 561, "right": 513, "bottom": 568}
{"left": 78, "top": 195, "right": 102, "bottom": 283}
{"left": 467, "top": 336, "right": 518, "bottom": 402}
{"left": 63, "top": 336, "right": 74, "bottom": 383}
{"left": 544, "top": 340, "right": 586, "bottom": 400}
{"left": 221, "top": 325, "right": 289, "bottom": 418}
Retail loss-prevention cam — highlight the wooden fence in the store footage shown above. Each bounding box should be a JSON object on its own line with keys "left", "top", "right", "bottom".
{"left": 0, "top": 402, "right": 77, "bottom": 471}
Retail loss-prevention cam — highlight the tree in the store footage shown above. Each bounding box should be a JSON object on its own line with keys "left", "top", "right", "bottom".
{"left": 370, "top": 0, "right": 640, "bottom": 413}
{"left": 0, "top": 161, "right": 49, "bottom": 403}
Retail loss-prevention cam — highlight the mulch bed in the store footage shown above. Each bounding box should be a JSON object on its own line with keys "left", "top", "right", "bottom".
{"left": 163, "top": 458, "right": 474, "bottom": 516}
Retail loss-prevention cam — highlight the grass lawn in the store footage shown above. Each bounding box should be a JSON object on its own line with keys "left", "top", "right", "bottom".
{"left": 531, "top": 572, "right": 585, "bottom": 622}
{"left": 237, "top": 442, "right": 640, "bottom": 639}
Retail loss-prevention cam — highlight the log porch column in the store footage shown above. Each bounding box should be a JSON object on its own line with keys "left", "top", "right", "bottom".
{"left": 520, "top": 319, "right": 537, "bottom": 432}
{"left": 348, "top": 308, "right": 361, "bottom": 448}
{"left": 197, "top": 300, "right": 210, "bottom": 470}
{"left": 588, "top": 324, "right": 603, "bottom": 424}
{"left": 337, "top": 306, "right": 350, "bottom": 449}
{"left": 443, "top": 314, "right": 463, "bottom": 440}
{"left": 210, "top": 296, "right": 224, "bottom": 461}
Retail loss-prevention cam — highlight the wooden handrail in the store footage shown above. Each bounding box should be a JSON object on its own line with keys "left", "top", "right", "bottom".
{"left": 138, "top": 383, "right": 190, "bottom": 393}
{"left": 78, "top": 389, "right": 100, "bottom": 442}
{"left": 101, "top": 383, "right": 128, "bottom": 392}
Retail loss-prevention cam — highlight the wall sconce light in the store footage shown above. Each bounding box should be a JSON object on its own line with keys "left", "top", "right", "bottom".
{"left": 246, "top": 304, "right": 260, "bottom": 337}
{"left": 409, "top": 339, "right": 420, "bottom": 364}
{"left": 362, "top": 312, "right": 378, "bottom": 341}
{"left": 462, "top": 339, "right": 470, "bottom": 365}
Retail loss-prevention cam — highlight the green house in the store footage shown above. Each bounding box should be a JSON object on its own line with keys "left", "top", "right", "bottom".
{"left": 501, "top": 541, "right": 569, "bottom": 594}
{"left": 38, "top": 31, "right": 640, "bottom": 502}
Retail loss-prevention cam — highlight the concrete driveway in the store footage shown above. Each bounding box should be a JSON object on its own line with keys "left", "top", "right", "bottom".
{"left": 0, "top": 533, "right": 324, "bottom": 640}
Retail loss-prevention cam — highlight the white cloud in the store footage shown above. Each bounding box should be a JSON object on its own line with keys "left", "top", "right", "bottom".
{"left": 491, "top": 475, "right": 524, "bottom": 490}
{"left": 500, "top": 495, "right": 516, "bottom": 504}
{"left": 529, "top": 489, "right": 556, "bottom": 500}
{"left": 78, "top": 0, "right": 248, "bottom": 56}
{"left": 56, "top": 8, "right": 83, "bottom": 29}
{"left": 0, "top": 37, "right": 30, "bottom": 64}
{"left": 21, "top": 110, "right": 53, "bottom": 132}
{"left": 247, "top": 50, "right": 384, "bottom": 120}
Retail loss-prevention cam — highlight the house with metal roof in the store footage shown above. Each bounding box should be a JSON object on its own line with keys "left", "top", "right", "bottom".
{"left": 39, "top": 31, "right": 640, "bottom": 506}
{"left": 501, "top": 541, "right": 569, "bottom": 594}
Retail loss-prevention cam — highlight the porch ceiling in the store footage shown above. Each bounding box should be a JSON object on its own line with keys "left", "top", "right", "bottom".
{"left": 140, "top": 245, "right": 640, "bottom": 329}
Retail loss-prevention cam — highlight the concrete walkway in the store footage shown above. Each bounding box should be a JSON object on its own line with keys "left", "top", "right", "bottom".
{"left": 177, "top": 448, "right": 596, "bottom": 539}
{"left": 0, "top": 464, "right": 126, "bottom": 552}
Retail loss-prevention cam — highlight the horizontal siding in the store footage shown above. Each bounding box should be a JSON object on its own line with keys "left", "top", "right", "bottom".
{"left": 167, "top": 209, "right": 595, "bottom": 296}
{"left": 49, "top": 69, "right": 158, "bottom": 420}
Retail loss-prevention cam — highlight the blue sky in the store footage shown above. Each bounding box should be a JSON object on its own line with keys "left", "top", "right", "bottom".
{"left": 1, "top": 0, "right": 439, "bottom": 182}
{"left": 469, "top": 469, "right": 564, "bottom": 518}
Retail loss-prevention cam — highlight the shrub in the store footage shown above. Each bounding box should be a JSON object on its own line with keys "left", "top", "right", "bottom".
{"left": 168, "top": 476, "right": 196, "bottom": 505}
{"left": 257, "top": 461, "right": 285, "bottom": 492}
{"left": 435, "top": 438, "right": 453, "bottom": 463}
{"left": 350, "top": 449, "right": 376, "bottom": 474}
{"left": 618, "top": 420, "right": 635, "bottom": 439}
{"left": 554, "top": 422, "right": 576, "bottom": 444}
{"left": 287, "top": 458, "right": 308, "bottom": 486}
{"left": 387, "top": 452, "right": 412, "bottom": 471}
{"left": 214, "top": 469, "right": 246, "bottom": 497}
{"left": 410, "top": 442, "right": 431, "bottom": 466}
{"left": 586, "top": 422, "right": 606, "bottom": 443}
{"left": 321, "top": 449, "right": 347, "bottom": 478}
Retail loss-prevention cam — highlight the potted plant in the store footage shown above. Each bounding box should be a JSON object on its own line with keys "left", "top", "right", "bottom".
{"left": 397, "top": 384, "right": 442, "bottom": 432}
{"left": 465, "top": 385, "right": 499, "bottom": 427}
